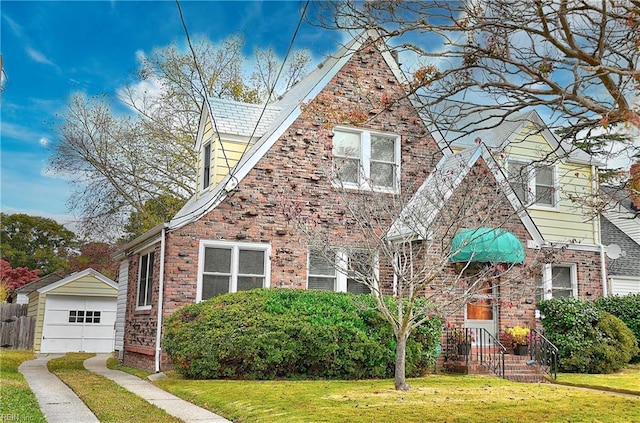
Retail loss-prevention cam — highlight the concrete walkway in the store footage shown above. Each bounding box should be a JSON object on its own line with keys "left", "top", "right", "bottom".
{"left": 18, "top": 354, "right": 99, "bottom": 423}
{"left": 84, "top": 354, "right": 230, "bottom": 422}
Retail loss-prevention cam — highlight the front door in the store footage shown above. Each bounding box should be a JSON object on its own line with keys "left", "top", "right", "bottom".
{"left": 465, "top": 282, "right": 498, "bottom": 342}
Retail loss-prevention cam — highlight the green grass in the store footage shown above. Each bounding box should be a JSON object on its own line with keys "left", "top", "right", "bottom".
{"left": 155, "top": 372, "right": 640, "bottom": 423}
{"left": 48, "top": 353, "right": 182, "bottom": 423}
{"left": 106, "top": 356, "right": 153, "bottom": 379}
{"left": 0, "top": 350, "right": 46, "bottom": 423}
{"left": 555, "top": 363, "right": 640, "bottom": 395}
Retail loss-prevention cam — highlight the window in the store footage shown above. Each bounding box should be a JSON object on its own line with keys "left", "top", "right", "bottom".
{"left": 307, "top": 249, "right": 374, "bottom": 294}
{"left": 69, "top": 310, "right": 101, "bottom": 324}
{"left": 506, "top": 159, "right": 557, "bottom": 208}
{"left": 534, "top": 166, "right": 556, "bottom": 207}
{"left": 137, "top": 250, "right": 154, "bottom": 309}
{"left": 199, "top": 241, "right": 270, "bottom": 301}
{"left": 333, "top": 128, "right": 400, "bottom": 192}
{"left": 202, "top": 142, "right": 212, "bottom": 190}
{"left": 536, "top": 263, "right": 577, "bottom": 303}
{"left": 506, "top": 160, "right": 529, "bottom": 204}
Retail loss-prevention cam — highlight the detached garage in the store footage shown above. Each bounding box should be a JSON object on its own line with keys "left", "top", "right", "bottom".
{"left": 27, "top": 268, "right": 118, "bottom": 353}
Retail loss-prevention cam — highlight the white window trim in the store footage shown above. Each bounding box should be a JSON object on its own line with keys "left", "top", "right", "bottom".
{"left": 202, "top": 140, "right": 212, "bottom": 192}
{"left": 540, "top": 263, "right": 578, "bottom": 300}
{"left": 506, "top": 158, "right": 559, "bottom": 210}
{"left": 136, "top": 249, "right": 154, "bottom": 310}
{"left": 306, "top": 248, "right": 378, "bottom": 293}
{"left": 196, "top": 240, "right": 271, "bottom": 302}
{"left": 332, "top": 127, "right": 401, "bottom": 194}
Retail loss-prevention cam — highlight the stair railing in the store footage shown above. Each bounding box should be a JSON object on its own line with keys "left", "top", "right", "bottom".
{"left": 528, "top": 329, "right": 558, "bottom": 379}
{"left": 443, "top": 327, "right": 506, "bottom": 378}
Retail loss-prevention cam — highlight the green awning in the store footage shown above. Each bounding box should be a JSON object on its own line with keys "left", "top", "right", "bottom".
{"left": 449, "top": 227, "right": 525, "bottom": 264}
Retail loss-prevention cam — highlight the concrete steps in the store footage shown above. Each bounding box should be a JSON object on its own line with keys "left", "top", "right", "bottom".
{"left": 438, "top": 352, "right": 548, "bottom": 383}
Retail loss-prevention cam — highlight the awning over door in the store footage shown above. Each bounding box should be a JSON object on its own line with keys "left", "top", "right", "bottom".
{"left": 449, "top": 227, "right": 525, "bottom": 264}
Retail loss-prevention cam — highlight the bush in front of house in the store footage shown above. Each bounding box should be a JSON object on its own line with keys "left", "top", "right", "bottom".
{"left": 163, "top": 288, "right": 442, "bottom": 380}
{"left": 595, "top": 294, "right": 640, "bottom": 362}
{"left": 538, "top": 297, "right": 639, "bottom": 373}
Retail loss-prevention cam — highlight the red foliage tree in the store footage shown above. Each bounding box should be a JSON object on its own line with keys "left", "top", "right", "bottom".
{"left": 67, "top": 242, "right": 119, "bottom": 280}
{"left": 0, "top": 259, "right": 40, "bottom": 301}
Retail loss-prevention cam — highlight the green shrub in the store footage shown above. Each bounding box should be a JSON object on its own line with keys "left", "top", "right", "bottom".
{"left": 595, "top": 294, "right": 640, "bottom": 362}
{"left": 538, "top": 298, "right": 639, "bottom": 373}
{"left": 163, "top": 288, "right": 442, "bottom": 380}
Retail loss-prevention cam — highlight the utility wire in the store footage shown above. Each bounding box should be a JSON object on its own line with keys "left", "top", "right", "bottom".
{"left": 170, "top": 0, "right": 310, "bottom": 226}
{"left": 175, "top": 0, "right": 232, "bottom": 173}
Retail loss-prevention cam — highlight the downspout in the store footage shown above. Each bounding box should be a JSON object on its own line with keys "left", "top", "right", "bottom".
{"left": 155, "top": 227, "right": 166, "bottom": 372}
{"left": 591, "top": 164, "right": 608, "bottom": 298}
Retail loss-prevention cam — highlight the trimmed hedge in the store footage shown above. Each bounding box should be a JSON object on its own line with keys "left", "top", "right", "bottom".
{"left": 163, "top": 288, "right": 442, "bottom": 380}
{"left": 538, "top": 297, "right": 639, "bottom": 373}
{"left": 595, "top": 294, "right": 640, "bottom": 361}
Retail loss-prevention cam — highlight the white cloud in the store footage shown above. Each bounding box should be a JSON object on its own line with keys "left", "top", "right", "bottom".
{"left": 1, "top": 121, "right": 47, "bottom": 144}
{"left": 2, "top": 14, "right": 22, "bottom": 37}
{"left": 26, "top": 46, "right": 56, "bottom": 67}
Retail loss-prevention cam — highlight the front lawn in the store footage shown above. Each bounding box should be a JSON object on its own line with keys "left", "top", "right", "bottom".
{"left": 155, "top": 372, "right": 640, "bottom": 423}
{"left": 48, "top": 353, "right": 182, "bottom": 423}
{"left": 0, "top": 350, "right": 46, "bottom": 422}
{"left": 555, "top": 364, "right": 640, "bottom": 395}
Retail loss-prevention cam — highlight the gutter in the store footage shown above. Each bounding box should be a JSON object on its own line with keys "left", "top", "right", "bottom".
{"left": 155, "top": 227, "right": 167, "bottom": 372}
{"left": 592, "top": 164, "right": 608, "bottom": 297}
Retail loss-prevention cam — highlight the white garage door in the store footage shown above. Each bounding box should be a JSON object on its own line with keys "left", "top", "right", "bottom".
{"left": 41, "top": 295, "right": 116, "bottom": 353}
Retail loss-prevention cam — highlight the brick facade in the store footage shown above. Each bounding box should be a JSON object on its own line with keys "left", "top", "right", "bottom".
{"left": 121, "top": 41, "right": 605, "bottom": 370}
{"left": 123, "top": 42, "right": 441, "bottom": 370}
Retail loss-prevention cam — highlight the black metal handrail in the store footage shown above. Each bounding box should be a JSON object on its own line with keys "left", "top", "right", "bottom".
{"left": 528, "top": 329, "right": 558, "bottom": 379}
{"left": 443, "top": 327, "right": 506, "bottom": 378}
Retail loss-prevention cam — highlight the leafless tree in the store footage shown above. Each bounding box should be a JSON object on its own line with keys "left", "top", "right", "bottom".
{"left": 294, "top": 143, "right": 550, "bottom": 390}
{"left": 49, "top": 36, "right": 310, "bottom": 240}
{"left": 310, "top": 0, "right": 639, "bottom": 159}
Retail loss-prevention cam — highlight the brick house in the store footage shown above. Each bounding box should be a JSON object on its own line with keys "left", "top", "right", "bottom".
{"left": 114, "top": 32, "right": 606, "bottom": 372}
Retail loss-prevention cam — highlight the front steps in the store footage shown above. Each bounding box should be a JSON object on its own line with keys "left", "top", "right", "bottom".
{"left": 438, "top": 351, "right": 548, "bottom": 383}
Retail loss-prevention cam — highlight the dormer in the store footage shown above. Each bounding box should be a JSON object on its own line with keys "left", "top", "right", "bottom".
{"left": 195, "top": 98, "right": 282, "bottom": 197}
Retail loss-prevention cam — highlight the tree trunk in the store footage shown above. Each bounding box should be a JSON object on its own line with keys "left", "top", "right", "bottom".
{"left": 394, "top": 334, "right": 410, "bottom": 391}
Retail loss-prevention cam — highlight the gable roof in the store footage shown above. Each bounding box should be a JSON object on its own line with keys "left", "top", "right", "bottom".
{"left": 420, "top": 98, "right": 600, "bottom": 166}
{"left": 37, "top": 268, "right": 117, "bottom": 294}
{"left": 14, "top": 271, "right": 65, "bottom": 296}
{"left": 602, "top": 186, "right": 640, "bottom": 246}
{"left": 170, "top": 30, "right": 411, "bottom": 230}
{"left": 388, "top": 143, "right": 544, "bottom": 246}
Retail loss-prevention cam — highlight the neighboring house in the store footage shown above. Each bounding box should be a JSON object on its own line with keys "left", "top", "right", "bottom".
{"left": 12, "top": 271, "right": 65, "bottom": 305}
{"left": 16, "top": 268, "right": 118, "bottom": 353}
{"left": 601, "top": 188, "right": 640, "bottom": 295}
{"left": 115, "top": 33, "right": 605, "bottom": 372}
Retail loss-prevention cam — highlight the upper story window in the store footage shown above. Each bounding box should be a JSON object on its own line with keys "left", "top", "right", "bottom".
{"left": 333, "top": 128, "right": 400, "bottom": 193}
{"left": 506, "top": 159, "right": 558, "bottom": 209}
{"left": 307, "top": 248, "right": 375, "bottom": 294}
{"left": 137, "top": 250, "right": 154, "bottom": 309}
{"left": 198, "top": 240, "right": 270, "bottom": 301}
{"left": 202, "top": 142, "right": 212, "bottom": 190}
{"left": 536, "top": 263, "right": 577, "bottom": 303}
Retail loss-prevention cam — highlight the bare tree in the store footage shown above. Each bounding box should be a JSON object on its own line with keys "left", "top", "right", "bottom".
{"left": 310, "top": 0, "right": 639, "bottom": 157}
{"left": 49, "top": 36, "right": 310, "bottom": 240}
{"left": 293, "top": 143, "right": 549, "bottom": 390}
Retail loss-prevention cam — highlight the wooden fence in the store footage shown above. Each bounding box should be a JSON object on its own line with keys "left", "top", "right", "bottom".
{"left": 1, "top": 303, "right": 35, "bottom": 350}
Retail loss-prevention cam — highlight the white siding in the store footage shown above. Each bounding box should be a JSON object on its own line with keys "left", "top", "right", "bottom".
{"left": 114, "top": 260, "right": 129, "bottom": 357}
{"left": 610, "top": 276, "right": 640, "bottom": 296}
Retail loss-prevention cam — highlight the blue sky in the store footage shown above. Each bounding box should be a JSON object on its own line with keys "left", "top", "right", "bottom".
{"left": 0, "top": 0, "right": 342, "bottom": 230}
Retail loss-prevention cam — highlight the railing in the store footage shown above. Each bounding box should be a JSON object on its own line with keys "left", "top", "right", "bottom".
{"left": 443, "top": 327, "right": 506, "bottom": 378}
{"left": 528, "top": 329, "right": 559, "bottom": 379}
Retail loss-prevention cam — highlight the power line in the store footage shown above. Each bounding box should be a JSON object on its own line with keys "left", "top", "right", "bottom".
{"left": 170, "top": 0, "right": 311, "bottom": 226}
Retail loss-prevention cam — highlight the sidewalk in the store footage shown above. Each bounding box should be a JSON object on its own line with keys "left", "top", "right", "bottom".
{"left": 18, "top": 354, "right": 99, "bottom": 423}
{"left": 84, "top": 354, "right": 231, "bottom": 423}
